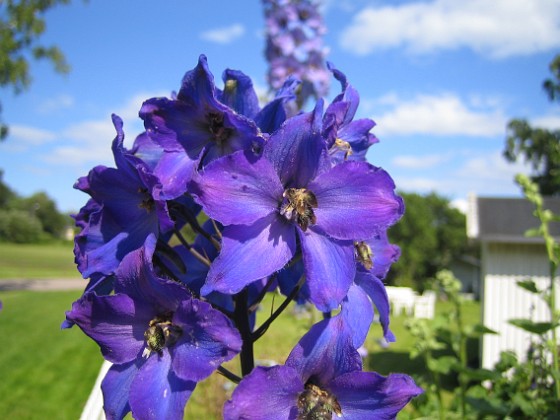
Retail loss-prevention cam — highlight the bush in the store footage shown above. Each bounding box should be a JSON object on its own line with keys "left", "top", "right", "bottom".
{"left": 0, "top": 209, "right": 46, "bottom": 243}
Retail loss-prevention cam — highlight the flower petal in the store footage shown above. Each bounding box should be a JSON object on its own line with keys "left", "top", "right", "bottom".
{"left": 329, "top": 371, "right": 422, "bottom": 419}
{"left": 341, "top": 283, "right": 374, "bottom": 348}
{"left": 355, "top": 271, "right": 395, "bottom": 342}
{"left": 299, "top": 227, "right": 355, "bottom": 312}
{"left": 129, "top": 351, "right": 196, "bottom": 420}
{"left": 189, "top": 151, "right": 283, "bottom": 226}
{"left": 101, "top": 360, "right": 140, "bottom": 420}
{"left": 286, "top": 316, "right": 362, "bottom": 386}
{"left": 65, "top": 292, "right": 151, "bottom": 364}
{"left": 202, "top": 213, "right": 296, "bottom": 295}
{"left": 223, "top": 365, "right": 302, "bottom": 420}
{"left": 170, "top": 298, "right": 242, "bottom": 382}
{"left": 310, "top": 161, "right": 404, "bottom": 240}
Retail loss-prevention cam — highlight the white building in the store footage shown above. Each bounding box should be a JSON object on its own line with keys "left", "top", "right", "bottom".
{"left": 467, "top": 194, "right": 560, "bottom": 369}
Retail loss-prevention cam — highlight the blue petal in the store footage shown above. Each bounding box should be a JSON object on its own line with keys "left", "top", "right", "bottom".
{"left": 341, "top": 283, "right": 374, "bottom": 348}
{"left": 329, "top": 371, "right": 422, "bottom": 419}
{"left": 298, "top": 227, "right": 355, "bottom": 312}
{"left": 355, "top": 270, "right": 395, "bottom": 342}
{"left": 202, "top": 213, "right": 296, "bottom": 295}
{"left": 129, "top": 351, "right": 196, "bottom": 420}
{"left": 101, "top": 360, "right": 141, "bottom": 420}
{"left": 286, "top": 316, "right": 362, "bottom": 386}
{"left": 219, "top": 68, "right": 260, "bottom": 119}
{"left": 223, "top": 365, "right": 302, "bottom": 420}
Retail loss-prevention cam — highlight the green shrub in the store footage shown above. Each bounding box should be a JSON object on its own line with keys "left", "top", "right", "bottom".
{"left": 0, "top": 209, "right": 46, "bottom": 243}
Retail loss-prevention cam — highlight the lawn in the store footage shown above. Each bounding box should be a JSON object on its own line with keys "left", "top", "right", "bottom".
{"left": 0, "top": 242, "right": 78, "bottom": 279}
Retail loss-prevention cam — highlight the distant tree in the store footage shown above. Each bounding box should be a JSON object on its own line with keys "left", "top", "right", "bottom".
{"left": 0, "top": 0, "right": 76, "bottom": 139}
{"left": 0, "top": 169, "right": 18, "bottom": 207}
{"left": 504, "top": 54, "right": 560, "bottom": 196}
{"left": 16, "top": 191, "right": 68, "bottom": 237}
{"left": 386, "top": 192, "right": 470, "bottom": 291}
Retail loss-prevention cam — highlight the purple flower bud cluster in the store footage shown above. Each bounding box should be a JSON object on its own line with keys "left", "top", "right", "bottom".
{"left": 63, "top": 54, "right": 421, "bottom": 419}
{"left": 262, "top": 0, "right": 331, "bottom": 107}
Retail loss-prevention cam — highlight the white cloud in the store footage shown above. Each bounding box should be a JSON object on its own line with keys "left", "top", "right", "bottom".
{"left": 531, "top": 113, "right": 560, "bottom": 130}
{"left": 392, "top": 153, "right": 450, "bottom": 169}
{"left": 200, "top": 24, "right": 245, "bottom": 44}
{"left": 339, "top": 0, "right": 560, "bottom": 58}
{"left": 8, "top": 125, "right": 56, "bottom": 145}
{"left": 37, "top": 94, "right": 75, "bottom": 114}
{"left": 374, "top": 93, "right": 506, "bottom": 137}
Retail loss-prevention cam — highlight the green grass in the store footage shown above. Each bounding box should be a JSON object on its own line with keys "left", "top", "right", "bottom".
{"left": 0, "top": 242, "right": 78, "bottom": 279}
{"left": 0, "top": 271, "right": 481, "bottom": 419}
{"left": 0, "top": 290, "right": 102, "bottom": 419}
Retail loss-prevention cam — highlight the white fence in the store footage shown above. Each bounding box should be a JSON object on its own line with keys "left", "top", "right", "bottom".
{"left": 385, "top": 286, "right": 436, "bottom": 319}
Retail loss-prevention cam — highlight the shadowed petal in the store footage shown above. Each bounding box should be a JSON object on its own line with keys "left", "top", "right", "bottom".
{"left": 129, "top": 351, "right": 196, "bottom": 420}
{"left": 310, "top": 161, "right": 404, "bottom": 240}
{"left": 170, "top": 299, "right": 242, "bottom": 382}
{"left": 298, "top": 227, "right": 355, "bottom": 312}
{"left": 65, "top": 292, "right": 152, "bottom": 364}
{"left": 329, "top": 371, "right": 423, "bottom": 419}
{"left": 223, "top": 365, "right": 302, "bottom": 420}
{"left": 101, "top": 360, "right": 141, "bottom": 420}
{"left": 202, "top": 213, "right": 296, "bottom": 295}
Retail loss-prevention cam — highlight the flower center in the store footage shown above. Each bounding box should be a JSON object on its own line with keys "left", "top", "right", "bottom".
{"left": 137, "top": 187, "right": 155, "bottom": 213}
{"left": 142, "top": 313, "right": 182, "bottom": 358}
{"left": 280, "top": 188, "right": 318, "bottom": 231}
{"left": 206, "top": 111, "right": 232, "bottom": 146}
{"left": 355, "top": 241, "right": 374, "bottom": 270}
{"left": 297, "top": 383, "right": 342, "bottom": 419}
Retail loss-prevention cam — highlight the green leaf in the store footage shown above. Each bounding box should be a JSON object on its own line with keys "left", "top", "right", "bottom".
{"left": 516, "top": 279, "right": 540, "bottom": 294}
{"left": 427, "top": 355, "right": 457, "bottom": 374}
{"left": 461, "top": 367, "right": 501, "bottom": 382}
{"left": 509, "top": 318, "right": 555, "bottom": 335}
{"left": 468, "top": 323, "right": 499, "bottom": 337}
{"left": 524, "top": 227, "right": 542, "bottom": 237}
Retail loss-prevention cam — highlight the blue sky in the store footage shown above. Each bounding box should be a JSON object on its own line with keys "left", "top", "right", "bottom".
{"left": 1, "top": 0, "right": 560, "bottom": 213}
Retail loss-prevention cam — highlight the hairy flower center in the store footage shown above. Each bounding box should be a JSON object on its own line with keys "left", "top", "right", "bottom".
{"left": 297, "top": 383, "right": 342, "bottom": 419}
{"left": 355, "top": 241, "right": 374, "bottom": 270}
{"left": 206, "top": 112, "right": 232, "bottom": 146}
{"left": 280, "top": 188, "right": 318, "bottom": 231}
{"left": 142, "top": 313, "right": 182, "bottom": 358}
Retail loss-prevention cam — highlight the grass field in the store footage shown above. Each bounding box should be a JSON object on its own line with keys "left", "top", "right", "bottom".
{"left": 0, "top": 286, "right": 481, "bottom": 419}
{"left": 0, "top": 243, "right": 482, "bottom": 418}
{"left": 0, "top": 242, "right": 78, "bottom": 279}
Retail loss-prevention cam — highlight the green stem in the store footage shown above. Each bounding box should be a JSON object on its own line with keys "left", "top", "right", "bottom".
{"left": 549, "top": 260, "right": 560, "bottom": 401}
{"left": 455, "top": 299, "right": 468, "bottom": 419}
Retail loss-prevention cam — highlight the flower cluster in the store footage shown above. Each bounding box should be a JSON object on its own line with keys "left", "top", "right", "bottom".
{"left": 262, "top": 0, "right": 330, "bottom": 107}
{"left": 64, "top": 54, "right": 421, "bottom": 419}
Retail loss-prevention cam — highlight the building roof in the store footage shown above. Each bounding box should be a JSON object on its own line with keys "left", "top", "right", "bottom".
{"left": 467, "top": 195, "right": 560, "bottom": 243}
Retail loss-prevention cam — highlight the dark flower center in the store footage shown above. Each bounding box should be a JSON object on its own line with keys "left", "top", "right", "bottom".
{"left": 280, "top": 188, "right": 318, "bottom": 231}
{"left": 355, "top": 241, "right": 374, "bottom": 270}
{"left": 142, "top": 313, "right": 182, "bottom": 358}
{"left": 137, "top": 187, "right": 155, "bottom": 213}
{"left": 297, "top": 383, "right": 342, "bottom": 420}
{"left": 206, "top": 111, "right": 232, "bottom": 146}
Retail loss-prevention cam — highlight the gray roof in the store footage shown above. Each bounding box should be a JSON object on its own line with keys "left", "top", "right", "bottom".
{"left": 468, "top": 196, "right": 560, "bottom": 243}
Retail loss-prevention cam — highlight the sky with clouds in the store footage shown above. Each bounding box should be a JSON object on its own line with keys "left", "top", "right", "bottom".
{"left": 1, "top": 0, "right": 559, "bottom": 213}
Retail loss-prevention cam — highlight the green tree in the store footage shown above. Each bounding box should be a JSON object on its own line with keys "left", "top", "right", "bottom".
{"left": 504, "top": 54, "right": 560, "bottom": 195}
{"left": 16, "top": 191, "right": 68, "bottom": 237}
{"left": 0, "top": 169, "right": 18, "bottom": 207}
{"left": 387, "top": 192, "right": 470, "bottom": 291}
{"left": 0, "top": 0, "right": 75, "bottom": 139}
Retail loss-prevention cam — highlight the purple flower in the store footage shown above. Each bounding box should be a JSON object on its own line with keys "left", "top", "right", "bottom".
{"left": 262, "top": 0, "right": 330, "bottom": 106}
{"left": 223, "top": 316, "right": 422, "bottom": 419}
{"left": 65, "top": 235, "right": 242, "bottom": 419}
{"left": 73, "top": 115, "right": 173, "bottom": 279}
{"left": 189, "top": 101, "right": 403, "bottom": 311}
{"left": 139, "top": 55, "right": 264, "bottom": 199}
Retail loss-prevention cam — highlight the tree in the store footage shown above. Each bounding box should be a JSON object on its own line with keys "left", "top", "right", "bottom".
{"left": 0, "top": 0, "right": 75, "bottom": 139}
{"left": 386, "top": 192, "right": 471, "bottom": 291}
{"left": 504, "top": 54, "right": 560, "bottom": 196}
{"left": 17, "top": 191, "right": 68, "bottom": 237}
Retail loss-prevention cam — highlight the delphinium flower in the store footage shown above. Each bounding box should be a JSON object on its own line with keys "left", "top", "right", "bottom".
{"left": 223, "top": 315, "right": 422, "bottom": 419}
{"left": 262, "top": 0, "right": 330, "bottom": 107}
{"left": 188, "top": 97, "right": 404, "bottom": 312}
{"left": 65, "top": 235, "right": 242, "bottom": 419}
{"left": 73, "top": 115, "right": 173, "bottom": 281}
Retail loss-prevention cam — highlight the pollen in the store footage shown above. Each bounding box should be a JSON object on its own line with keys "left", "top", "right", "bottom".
{"left": 280, "top": 188, "right": 318, "bottom": 231}
{"left": 297, "top": 383, "right": 342, "bottom": 419}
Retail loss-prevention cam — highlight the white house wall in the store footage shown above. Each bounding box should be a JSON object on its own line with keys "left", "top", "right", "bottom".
{"left": 482, "top": 242, "right": 560, "bottom": 369}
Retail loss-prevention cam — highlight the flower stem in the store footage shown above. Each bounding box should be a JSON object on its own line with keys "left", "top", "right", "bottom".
{"left": 234, "top": 288, "right": 254, "bottom": 377}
